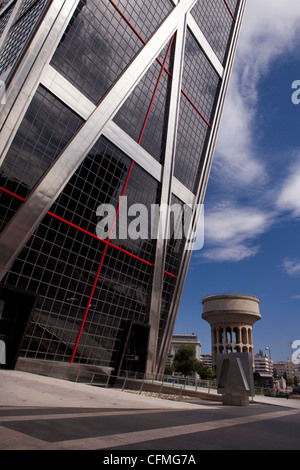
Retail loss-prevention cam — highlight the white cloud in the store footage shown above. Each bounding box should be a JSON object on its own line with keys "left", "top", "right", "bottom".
{"left": 214, "top": 74, "right": 264, "bottom": 186}
{"left": 213, "top": 0, "right": 300, "bottom": 187}
{"left": 197, "top": 205, "right": 272, "bottom": 262}
{"left": 204, "top": 206, "right": 270, "bottom": 244}
{"left": 282, "top": 258, "right": 300, "bottom": 277}
{"left": 237, "top": 1, "right": 300, "bottom": 83}
{"left": 277, "top": 161, "right": 300, "bottom": 217}
{"left": 203, "top": 1, "right": 300, "bottom": 263}
{"left": 202, "top": 244, "right": 260, "bottom": 263}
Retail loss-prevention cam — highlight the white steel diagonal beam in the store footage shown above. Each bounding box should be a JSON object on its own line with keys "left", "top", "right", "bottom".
{"left": 156, "top": 0, "right": 248, "bottom": 374}
{"left": 0, "top": 0, "right": 199, "bottom": 280}
{"left": 145, "top": 7, "right": 195, "bottom": 375}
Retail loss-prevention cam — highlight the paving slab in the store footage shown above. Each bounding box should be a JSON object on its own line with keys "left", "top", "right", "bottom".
{"left": 1, "top": 370, "right": 300, "bottom": 454}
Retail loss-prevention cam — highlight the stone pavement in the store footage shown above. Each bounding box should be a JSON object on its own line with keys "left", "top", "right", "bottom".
{"left": 0, "top": 370, "right": 300, "bottom": 454}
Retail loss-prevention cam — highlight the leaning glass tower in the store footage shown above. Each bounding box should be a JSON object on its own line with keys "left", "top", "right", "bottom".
{"left": 0, "top": 0, "right": 246, "bottom": 376}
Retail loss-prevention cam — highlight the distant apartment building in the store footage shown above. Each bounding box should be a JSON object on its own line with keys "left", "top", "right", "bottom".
{"left": 254, "top": 350, "right": 274, "bottom": 374}
{"left": 201, "top": 354, "right": 212, "bottom": 370}
{"left": 253, "top": 350, "right": 274, "bottom": 389}
{"left": 166, "top": 333, "right": 201, "bottom": 366}
{"left": 274, "top": 360, "right": 300, "bottom": 379}
{"left": 273, "top": 361, "right": 287, "bottom": 378}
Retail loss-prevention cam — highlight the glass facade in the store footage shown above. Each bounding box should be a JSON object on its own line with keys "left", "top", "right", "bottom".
{"left": 0, "top": 2, "right": 14, "bottom": 39}
{"left": 0, "top": 0, "right": 245, "bottom": 375}
{"left": 0, "top": 0, "right": 50, "bottom": 80}
{"left": 113, "top": 37, "right": 174, "bottom": 164}
{"left": 0, "top": 85, "right": 84, "bottom": 231}
{"left": 191, "top": 0, "right": 238, "bottom": 65}
{"left": 50, "top": 0, "right": 173, "bottom": 105}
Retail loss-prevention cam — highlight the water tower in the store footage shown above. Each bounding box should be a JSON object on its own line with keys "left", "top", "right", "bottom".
{"left": 202, "top": 294, "right": 261, "bottom": 371}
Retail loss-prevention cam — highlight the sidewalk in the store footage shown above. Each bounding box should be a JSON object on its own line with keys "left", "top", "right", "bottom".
{"left": 1, "top": 370, "right": 300, "bottom": 451}
{"left": 253, "top": 393, "right": 300, "bottom": 408}
{"left": 1, "top": 369, "right": 299, "bottom": 409}
{"left": 0, "top": 370, "right": 211, "bottom": 410}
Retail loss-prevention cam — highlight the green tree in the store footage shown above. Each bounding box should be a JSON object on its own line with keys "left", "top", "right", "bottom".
{"left": 164, "top": 365, "right": 174, "bottom": 375}
{"left": 287, "top": 376, "right": 293, "bottom": 386}
{"left": 173, "top": 345, "right": 198, "bottom": 376}
{"left": 194, "top": 360, "right": 215, "bottom": 380}
{"left": 172, "top": 344, "right": 214, "bottom": 379}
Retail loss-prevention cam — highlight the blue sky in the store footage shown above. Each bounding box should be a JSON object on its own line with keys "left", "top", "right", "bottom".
{"left": 175, "top": 0, "right": 300, "bottom": 363}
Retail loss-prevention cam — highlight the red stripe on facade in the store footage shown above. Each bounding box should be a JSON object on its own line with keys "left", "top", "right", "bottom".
{"left": 181, "top": 89, "right": 212, "bottom": 128}
{"left": 109, "top": 0, "right": 212, "bottom": 128}
{"left": 70, "top": 161, "right": 135, "bottom": 363}
{"left": 109, "top": 0, "right": 146, "bottom": 45}
{"left": 223, "top": 0, "right": 236, "bottom": 21}
{"left": 164, "top": 270, "right": 177, "bottom": 279}
{"left": 0, "top": 186, "right": 177, "bottom": 276}
{"left": 48, "top": 211, "right": 104, "bottom": 242}
{"left": 0, "top": 185, "right": 26, "bottom": 201}
{"left": 138, "top": 34, "right": 175, "bottom": 144}
{"left": 70, "top": 244, "right": 108, "bottom": 364}
{"left": 1, "top": 179, "right": 179, "bottom": 362}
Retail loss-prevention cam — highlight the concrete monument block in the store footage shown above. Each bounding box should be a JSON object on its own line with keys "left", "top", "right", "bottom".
{"left": 216, "top": 352, "right": 254, "bottom": 406}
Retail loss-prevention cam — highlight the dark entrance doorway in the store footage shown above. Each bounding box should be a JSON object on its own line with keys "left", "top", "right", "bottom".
{"left": 121, "top": 323, "right": 149, "bottom": 373}
{"left": 112, "top": 321, "right": 149, "bottom": 375}
{"left": 0, "top": 286, "right": 37, "bottom": 369}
